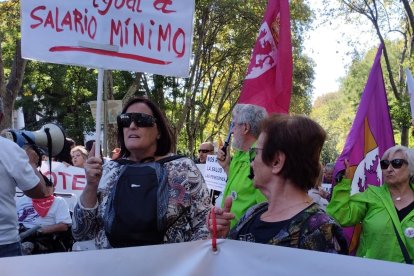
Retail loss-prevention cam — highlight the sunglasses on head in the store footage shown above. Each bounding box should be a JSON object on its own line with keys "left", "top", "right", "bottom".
{"left": 198, "top": 149, "right": 212, "bottom": 154}
{"left": 380, "top": 159, "right": 408, "bottom": 170}
{"left": 117, "top": 113, "right": 157, "bottom": 128}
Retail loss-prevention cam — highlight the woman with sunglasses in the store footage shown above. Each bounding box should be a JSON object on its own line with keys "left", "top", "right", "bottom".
{"left": 327, "top": 145, "right": 414, "bottom": 263}
{"left": 208, "top": 114, "right": 348, "bottom": 254}
{"left": 72, "top": 97, "right": 211, "bottom": 249}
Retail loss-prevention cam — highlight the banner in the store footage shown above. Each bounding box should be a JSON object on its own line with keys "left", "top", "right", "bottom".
{"left": 2, "top": 239, "right": 414, "bottom": 275}
{"left": 238, "top": 0, "right": 292, "bottom": 114}
{"left": 333, "top": 44, "right": 395, "bottom": 252}
{"left": 20, "top": 0, "right": 195, "bottom": 77}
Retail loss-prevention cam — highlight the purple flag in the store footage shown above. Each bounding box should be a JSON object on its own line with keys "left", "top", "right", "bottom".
{"left": 333, "top": 44, "right": 395, "bottom": 253}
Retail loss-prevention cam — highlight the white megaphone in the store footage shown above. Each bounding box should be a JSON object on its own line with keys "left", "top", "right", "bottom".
{"left": 2, "top": 123, "right": 66, "bottom": 156}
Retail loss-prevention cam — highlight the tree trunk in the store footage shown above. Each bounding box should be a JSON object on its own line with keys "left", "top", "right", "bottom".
{"left": 0, "top": 39, "right": 27, "bottom": 130}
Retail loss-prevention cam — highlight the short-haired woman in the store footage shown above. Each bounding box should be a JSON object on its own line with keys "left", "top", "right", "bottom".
{"left": 209, "top": 114, "right": 348, "bottom": 254}
{"left": 327, "top": 145, "right": 414, "bottom": 263}
{"left": 70, "top": 146, "right": 88, "bottom": 168}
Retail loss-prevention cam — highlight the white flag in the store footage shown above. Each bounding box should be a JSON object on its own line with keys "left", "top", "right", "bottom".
{"left": 405, "top": 68, "right": 414, "bottom": 119}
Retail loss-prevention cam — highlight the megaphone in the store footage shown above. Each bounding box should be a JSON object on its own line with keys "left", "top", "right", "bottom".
{"left": 2, "top": 123, "right": 66, "bottom": 156}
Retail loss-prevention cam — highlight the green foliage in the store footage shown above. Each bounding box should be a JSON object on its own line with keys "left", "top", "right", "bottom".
{"left": 0, "top": 0, "right": 21, "bottom": 75}
{"left": 1, "top": 0, "right": 315, "bottom": 154}
{"left": 16, "top": 63, "right": 97, "bottom": 143}
{"left": 311, "top": 92, "right": 353, "bottom": 164}
{"left": 312, "top": 39, "right": 414, "bottom": 162}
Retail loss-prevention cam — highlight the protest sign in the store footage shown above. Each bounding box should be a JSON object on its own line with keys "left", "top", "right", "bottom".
{"left": 21, "top": 0, "right": 195, "bottom": 77}
{"left": 203, "top": 155, "right": 227, "bottom": 192}
{"left": 41, "top": 161, "right": 86, "bottom": 195}
{"left": 40, "top": 161, "right": 85, "bottom": 210}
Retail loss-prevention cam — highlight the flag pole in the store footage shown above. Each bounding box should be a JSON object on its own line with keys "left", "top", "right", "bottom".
{"left": 95, "top": 68, "right": 104, "bottom": 158}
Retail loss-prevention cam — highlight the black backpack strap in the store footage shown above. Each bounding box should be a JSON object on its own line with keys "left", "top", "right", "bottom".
{"left": 114, "top": 155, "right": 183, "bottom": 166}
{"left": 157, "top": 155, "right": 184, "bottom": 165}
{"left": 391, "top": 221, "right": 413, "bottom": 264}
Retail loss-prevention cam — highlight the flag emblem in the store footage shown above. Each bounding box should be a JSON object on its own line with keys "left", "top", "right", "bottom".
{"left": 245, "top": 13, "right": 280, "bottom": 80}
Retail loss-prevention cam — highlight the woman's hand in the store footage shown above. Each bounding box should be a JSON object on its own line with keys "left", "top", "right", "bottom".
{"left": 207, "top": 196, "right": 235, "bottom": 238}
{"left": 80, "top": 143, "right": 103, "bottom": 208}
{"left": 84, "top": 143, "right": 103, "bottom": 187}
{"left": 344, "top": 159, "right": 351, "bottom": 179}
{"left": 315, "top": 188, "right": 330, "bottom": 199}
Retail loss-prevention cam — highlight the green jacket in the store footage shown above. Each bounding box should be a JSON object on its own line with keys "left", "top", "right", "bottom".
{"left": 221, "top": 150, "right": 267, "bottom": 228}
{"left": 327, "top": 179, "right": 414, "bottom": 263}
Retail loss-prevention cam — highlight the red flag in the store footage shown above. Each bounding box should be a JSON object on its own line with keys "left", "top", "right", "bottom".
{"left": 238, "top": 0, "right": 293, "bottom": 114}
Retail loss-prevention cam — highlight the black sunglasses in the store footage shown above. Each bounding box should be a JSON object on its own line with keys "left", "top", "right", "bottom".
{"left": 117, "top": 113, "right": 157, "bottom": 128}
{"left": 380, "top": 159, "right": 408, "bottom": 170}
{"left": 198, "top": 149, "right": 213, "bottom": 153}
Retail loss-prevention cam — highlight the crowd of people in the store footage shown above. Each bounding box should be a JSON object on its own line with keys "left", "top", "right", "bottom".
{"left": 0, "top": 96, "right": 413, "bottom": 265}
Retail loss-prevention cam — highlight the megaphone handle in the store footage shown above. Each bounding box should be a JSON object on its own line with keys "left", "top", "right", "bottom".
{"left": 44, "top": 127, "right": 54, "bottom": 186}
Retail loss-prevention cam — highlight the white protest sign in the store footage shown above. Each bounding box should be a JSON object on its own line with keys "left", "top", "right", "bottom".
{"left": 40, "top": 161, "right": 86, "bottom": 197}
{"left": 21, "top": 0, "right": 195, "bottom": 77}
{"left": 203, "top": 155, "right": 227, "bottom": 192}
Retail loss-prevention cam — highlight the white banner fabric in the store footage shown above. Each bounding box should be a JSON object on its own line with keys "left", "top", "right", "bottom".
{"left": 21, "top": 0, "right": 195, "bottom": 77}
{"left": 1, "top": 239, "right": 414, "bottom": 275}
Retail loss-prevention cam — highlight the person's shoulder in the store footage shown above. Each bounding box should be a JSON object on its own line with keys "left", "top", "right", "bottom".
{"left": 53, "top": 196, "right": 71, "bottom": 209}
{"left": 53, "top": 195, "right": 67, "bottom": 202}
{"left": 245, "top": 202, "right": 268, "bottom": 217}
{"left": 103, "top": 159, "right": 125, "bottom": 169}
{"left": 304, "top": 204, "right": 339, "bottom": 228}
{"left": 16, "top": 195, "right": 31, "bottom": 205}
{"left": 356, "top": 183, "right": 385, "bottom": 198}
{"left": 367, "top": 184, "right": 384, "bottom": 191}
{"left": 159, "top": 154, "right": 189, "bottom": 164}
{"left": 0, "top": 136, "right": 22, "bottom": 151}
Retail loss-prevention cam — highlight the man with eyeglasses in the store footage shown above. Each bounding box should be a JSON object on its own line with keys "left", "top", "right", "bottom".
{"left": 217, "top": 104, "right": 268, "bottom": 228}
{"left": 197, "top": 142, "right": 215, "bottom": 164}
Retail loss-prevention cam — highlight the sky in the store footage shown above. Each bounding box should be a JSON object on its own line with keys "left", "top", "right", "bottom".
{"left": 304, "top": 4, "right": 379, "bottom": 102}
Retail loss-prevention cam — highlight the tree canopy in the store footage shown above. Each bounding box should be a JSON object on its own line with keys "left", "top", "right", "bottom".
{"left": 0, "top": 0, "right": 315, "bottom": 157}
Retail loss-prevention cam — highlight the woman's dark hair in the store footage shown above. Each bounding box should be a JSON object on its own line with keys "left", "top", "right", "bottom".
{"left": 54, "top": 138, "right": 76, "bottom": 165}
{"left": 117, "top": 97, "right": 173, "bottom": 158}
{"left": 260, "top": 114, "right": 326, "bottom": 191}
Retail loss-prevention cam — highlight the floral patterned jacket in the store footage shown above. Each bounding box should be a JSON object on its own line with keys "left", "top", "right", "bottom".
{"left": 228, "top": 202, "right": 348, "bottom": 254}
{"left": 72, "top": 156, "right": 211, "bottom": 249}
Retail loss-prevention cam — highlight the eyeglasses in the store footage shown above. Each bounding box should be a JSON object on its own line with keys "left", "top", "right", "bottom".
{"left": 380, "top": 159, "right": 408, "bottom": 170}
{"left": 198, "top": 149, "right": 213, "bottom": 154}
{"left": 249, "top": 147, "right": 263, "bottom": 162}
{"left": 117, "top": 113, "right": 157, "bottom": 128}
{"left": 231, "top": 121, "right": 245, "bottom": 127}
